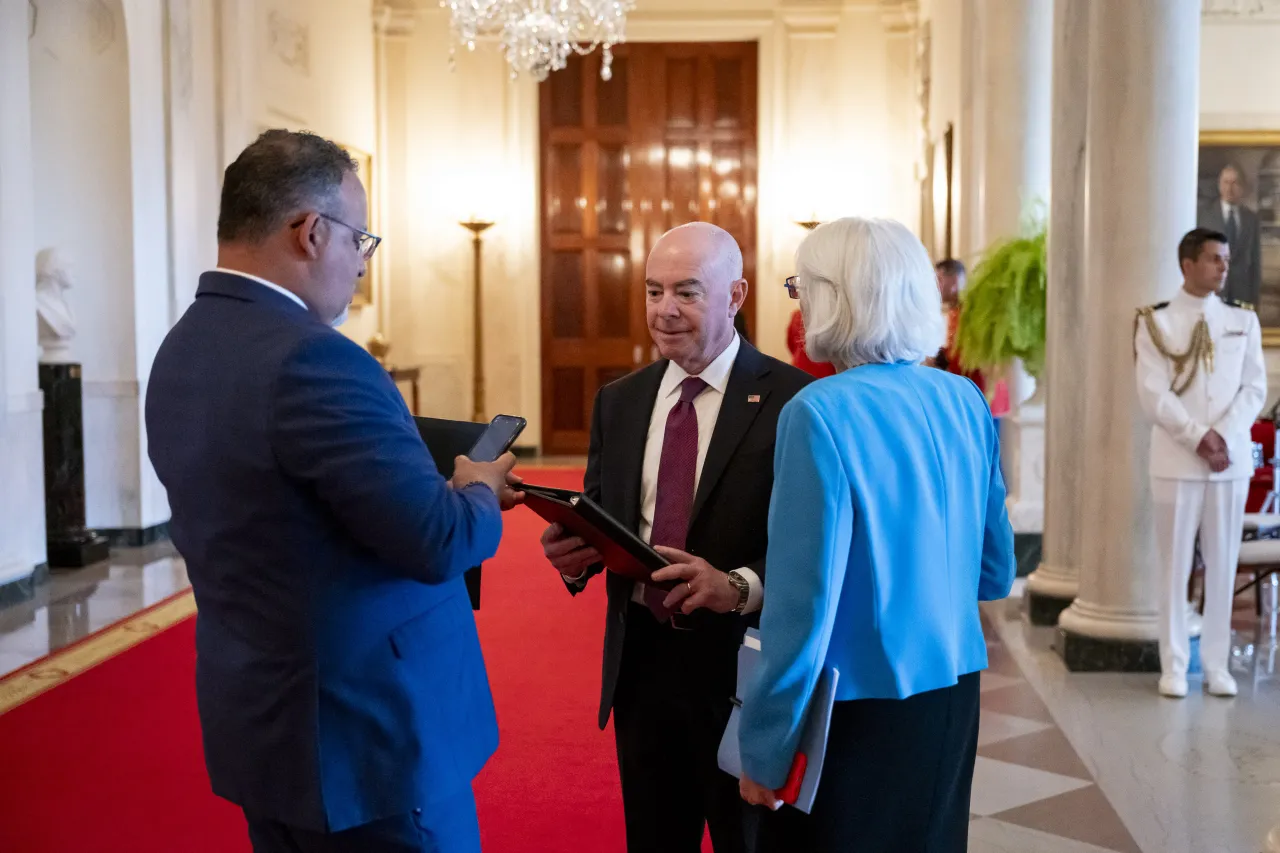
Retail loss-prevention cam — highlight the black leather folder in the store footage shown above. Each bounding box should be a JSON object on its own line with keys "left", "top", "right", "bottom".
{"left": 521, "top": 484, "right": 672, "bottom": 589}
{"left": 414, "top": 416, "right": 485, "bottom": 610}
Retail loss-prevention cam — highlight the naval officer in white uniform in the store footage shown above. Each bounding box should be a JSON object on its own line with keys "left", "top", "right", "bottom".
{"left": 1134, "top": 227, "right": 1267, "bottom": 699}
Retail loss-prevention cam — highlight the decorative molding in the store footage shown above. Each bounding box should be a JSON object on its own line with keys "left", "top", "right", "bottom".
{"left": 84, "top": 0, "right": 118, "bottom": 54}
{"left": 82, "top": 380, "right": 139, "bottom": 399}
{"left": 1202, "top": 0, "right": 1280, "bottom": 17}
{"left": 7, "top": 391, "right": 44, "bottom": 414}
{"left": 0, "top": 563, "right": 48, "bottom": 607}
{"left": 779, "top": 7, "right": 841, "bottom": 31}
{"left": 374, "top": 0, "right": 419, "bottom": 38}
{"left": 626, "top": 11, "right": 775, "bottom": 41}
{"left": 879, "top": 0, "right": 919, "bottom": 34}
{"left": 266, "top": 9, "right": 310, "bottom": 75}
{"left": 99, "top": 522, "right": 171, "bottom": 549}
{"left": 167, "top": 0, "right": 194, "bottom": 107}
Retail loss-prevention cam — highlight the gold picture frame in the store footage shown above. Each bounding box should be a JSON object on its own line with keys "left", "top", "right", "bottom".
{"left": 1197, "top": 130, "right": 1280, "bottom": 345}
{"left": 339, "top": 144, "right": 375, "bottom": 307}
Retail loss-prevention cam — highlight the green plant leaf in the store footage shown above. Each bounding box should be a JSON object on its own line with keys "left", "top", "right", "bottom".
{"left": 954, "top": 222, "right": 1047, "bottom": 379}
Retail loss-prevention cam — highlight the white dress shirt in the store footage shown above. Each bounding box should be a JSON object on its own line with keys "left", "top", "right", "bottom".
{"left": 1222, "top": 201, "right": 1237, "bottom": 231}
{"left": 213, "top": 267, "right": 309, "bottom": 311}
{"left": 629, "top": 334, "right": 765, "bottom": 612}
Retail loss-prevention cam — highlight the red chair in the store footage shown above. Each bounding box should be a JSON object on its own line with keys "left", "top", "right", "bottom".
{"left": 1247, "top": 419, "right": 1275, "bottom": 512}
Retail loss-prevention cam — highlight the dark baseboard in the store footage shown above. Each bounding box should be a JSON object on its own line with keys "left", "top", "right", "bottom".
{"left": 0, "top": 563, "right": 50, "bottom": 607}
{"left": 512, "top": 446, "right": 538, "bottom": 459}
{"left": 1014, "top": 532, "right": 1042, "bottom": 578}
{"left": 1027, "top": 590, "right": 1073, "bottom": 626}
{"left": 99, "top": 522, "right": 171, "bottom": 549}
{"left": 1059, "top": 628, "right": 1161, "bottom": 672}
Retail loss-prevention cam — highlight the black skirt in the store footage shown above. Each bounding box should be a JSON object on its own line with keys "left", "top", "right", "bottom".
{"left": 747, "top": 671, "right": 981, "bottom": 853}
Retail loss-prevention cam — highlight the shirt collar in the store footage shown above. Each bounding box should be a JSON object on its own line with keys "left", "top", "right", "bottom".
{"left": 1173, "top": 288, "right": 1219, "bottom": 311}
{"left": 659, "top": 333, "right": 741, "bottom": 399}
{"left": 212, "top": 267, "right": 309, "bottom": 311}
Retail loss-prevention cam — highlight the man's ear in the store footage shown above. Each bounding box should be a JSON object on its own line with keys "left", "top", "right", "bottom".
{"left": 730, "top": 278, "right": 749, "bottom": 312}
{"left": 293, "top": 213, "right": 324, "bottom": 259}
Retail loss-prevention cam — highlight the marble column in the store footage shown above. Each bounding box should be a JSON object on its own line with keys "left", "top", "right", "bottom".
{"left": 0, "top": 0, "right": 49, "bottom": 601}
{"left": 1026, "top": 0, "right": 1090, "bottom": 625}
{"left": 975, "top": 0, "right": 1052, "bottom": 563}
{"left": 1058, "top": 0, "right": 1201, "bottom": 671}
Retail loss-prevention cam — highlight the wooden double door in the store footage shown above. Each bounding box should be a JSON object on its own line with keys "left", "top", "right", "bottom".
{"left": 539, "top": 42, "right": 759, "bottom": 455}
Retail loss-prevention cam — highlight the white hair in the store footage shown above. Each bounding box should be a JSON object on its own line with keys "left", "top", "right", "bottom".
{"left": 797, "top": 217, "right": 944, "bottom": 368}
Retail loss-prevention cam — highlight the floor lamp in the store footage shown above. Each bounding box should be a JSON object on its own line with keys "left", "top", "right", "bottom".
{"left": 461, "top": 219, "right": 494, "bottom": 423}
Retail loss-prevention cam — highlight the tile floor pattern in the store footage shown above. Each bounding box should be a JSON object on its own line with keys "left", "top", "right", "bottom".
{"left": 969, "top": 618, "right": 1143, "bottom": 853}
{"left": 5, "top": 550, "right": 1273, "bottom": 852}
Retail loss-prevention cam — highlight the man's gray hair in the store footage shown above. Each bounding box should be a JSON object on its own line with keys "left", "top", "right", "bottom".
{"left": 797, "top": 217, "right": 945, "bottom": 368}
{"left": 217, "top": 129, "right": 357, "bottom": 243}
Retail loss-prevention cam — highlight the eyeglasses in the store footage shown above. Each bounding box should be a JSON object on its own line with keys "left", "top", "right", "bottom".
{"left": 294, "top": 213, "right": 382, "bottom": 260}
{"left": 784, "top": 275, "right": 799, "bottom": 299}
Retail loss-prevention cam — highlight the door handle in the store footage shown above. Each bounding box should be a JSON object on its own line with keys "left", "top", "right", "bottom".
{"left": 633, "top": 344, "right": 642, "bottom": 365}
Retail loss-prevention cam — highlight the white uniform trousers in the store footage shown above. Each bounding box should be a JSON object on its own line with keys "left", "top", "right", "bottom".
{"left": 1151, "top": 477, "right": 1249, "bottom": 677}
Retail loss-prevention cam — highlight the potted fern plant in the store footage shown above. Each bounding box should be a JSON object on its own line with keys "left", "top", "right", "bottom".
{"left": 953, "top": 221, "right": 1047, "bottom": 406}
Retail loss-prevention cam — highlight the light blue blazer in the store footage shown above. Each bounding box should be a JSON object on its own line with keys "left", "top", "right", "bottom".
{"left": 739, "top": 363, "right": 1015, "bottom": 787}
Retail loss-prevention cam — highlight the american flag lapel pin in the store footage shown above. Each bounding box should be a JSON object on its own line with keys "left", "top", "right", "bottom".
{"left": 747, "top": 394, "right": 761, "bottom": 403}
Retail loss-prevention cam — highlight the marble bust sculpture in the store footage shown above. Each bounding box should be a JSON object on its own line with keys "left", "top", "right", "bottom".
{"left": 35, "top": 247, "right": 76, "bottom": 363}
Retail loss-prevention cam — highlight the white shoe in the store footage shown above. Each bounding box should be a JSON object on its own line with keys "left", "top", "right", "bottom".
{"left": 1158, "top": 674, "right": 1188, "bottom": 698}
{"left": 1204, "top": 670, "right": 1238, "bottom": 697}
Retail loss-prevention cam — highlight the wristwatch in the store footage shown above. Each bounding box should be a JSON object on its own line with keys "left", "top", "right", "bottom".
{"left": 727, "top": 570, "right": 750, "bottom": 614}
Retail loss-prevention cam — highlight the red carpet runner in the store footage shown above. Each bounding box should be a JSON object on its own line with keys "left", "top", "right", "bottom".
{"left": 0, "top": 468, "right": 697, "bottom": 852}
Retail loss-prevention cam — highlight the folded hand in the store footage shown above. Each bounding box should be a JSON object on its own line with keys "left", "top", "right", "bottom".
{"left": 739, "top": 776, "right": 783, "bottom": 811}
{"left": 540, "top": 523, "right": 602, "bottom": 579}
{"left": 650, "top": 548, "right": 739, "bottom": 614}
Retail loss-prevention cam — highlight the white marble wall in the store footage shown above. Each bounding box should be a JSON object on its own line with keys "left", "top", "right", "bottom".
{"left": 0, "top": 0, "right": 47, "bottom": 583}
{"left": 217, "top": 0, "right": 382, "bottom": 351}
{"left": 25, "top": 0, "right": 177, "bottom": 531}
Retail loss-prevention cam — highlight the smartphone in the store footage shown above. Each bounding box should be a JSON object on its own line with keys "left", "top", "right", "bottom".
{"left": 467, "top": 414, "right": 527, "bottom": 462}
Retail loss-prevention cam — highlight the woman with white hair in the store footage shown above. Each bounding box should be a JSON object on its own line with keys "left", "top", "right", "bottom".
{"left": 735, "top": 217, "right": 1015, "bottom": 850}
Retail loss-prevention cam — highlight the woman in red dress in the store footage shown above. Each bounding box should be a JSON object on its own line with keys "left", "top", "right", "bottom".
{"left": 786, "top": 309, "right": 836, "bottom": 379}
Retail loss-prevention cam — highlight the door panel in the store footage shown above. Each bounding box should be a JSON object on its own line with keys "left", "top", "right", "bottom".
{"left": 540, "top": 43, "right": 758, "bottom": 454}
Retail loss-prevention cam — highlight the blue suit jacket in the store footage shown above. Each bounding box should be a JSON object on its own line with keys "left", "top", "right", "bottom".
{"left": 739, "top": 363, "right": 1015, "bottom": 788}
{"left": 145, "top": 271, "right": 503, "bottom": 831}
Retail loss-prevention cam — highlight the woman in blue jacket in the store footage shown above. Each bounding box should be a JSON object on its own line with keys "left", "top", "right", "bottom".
{"left": 738, "top": 217, "right": 1016, "bottom": 851}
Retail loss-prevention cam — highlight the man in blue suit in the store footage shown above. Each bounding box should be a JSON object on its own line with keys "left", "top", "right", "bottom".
{"left": 146, "top": 130, "right": 518, "bottom": 853}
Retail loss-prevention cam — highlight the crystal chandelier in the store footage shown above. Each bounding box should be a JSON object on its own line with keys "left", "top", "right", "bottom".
{"left": 440, "top": 1, "right": 635, "bottom": 82}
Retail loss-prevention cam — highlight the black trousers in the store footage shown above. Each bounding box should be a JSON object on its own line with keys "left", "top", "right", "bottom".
{"left": 748, "top": 671, "right": 981, "bottom": 853}
{"left": 244, "top": 785, "right": 480, "bottom": 853}
{"left": 612, "top": 603, "right": 746, "bottom": 853}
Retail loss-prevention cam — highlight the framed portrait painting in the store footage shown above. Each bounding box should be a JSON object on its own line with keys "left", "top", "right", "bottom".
{"left": 1196, "top": 131, "right": 1280, "bottom": 343}
{"left": 339, "top": 144, "right": 375, "bottom": 307}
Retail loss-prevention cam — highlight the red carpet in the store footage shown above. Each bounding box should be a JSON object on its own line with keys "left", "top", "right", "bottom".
{"left": 0, "top": 468, "right": 689, "bottom": 852}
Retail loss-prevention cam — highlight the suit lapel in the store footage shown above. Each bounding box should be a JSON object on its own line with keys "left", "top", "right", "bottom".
{"left": 615, "top": 362, "right": 666, "bottom": 534}
{"left": 690, "top": 343, "right": 771, "bottom": 525}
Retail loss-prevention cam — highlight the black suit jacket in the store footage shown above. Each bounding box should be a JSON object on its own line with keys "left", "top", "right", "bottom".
{"left": 1199, "top": 201, "right": 1262, "bottom": 307}
{"left": 569, "top": 341, "right": 812, "bottom": 729}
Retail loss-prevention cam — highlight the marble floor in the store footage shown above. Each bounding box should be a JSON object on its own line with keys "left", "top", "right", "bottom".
{"left": 0, "top": 542, "right": 189, "bottom": 677}
{"left": 1, "top": 555, "right": 1277, "bottom": 852}
{"left": 980, "top": 587, "right": 1280, "bottom": 853}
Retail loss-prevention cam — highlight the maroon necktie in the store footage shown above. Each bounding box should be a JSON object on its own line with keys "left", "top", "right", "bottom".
{"left": 645, "top": 376, "right": 708, "bottom": 620}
